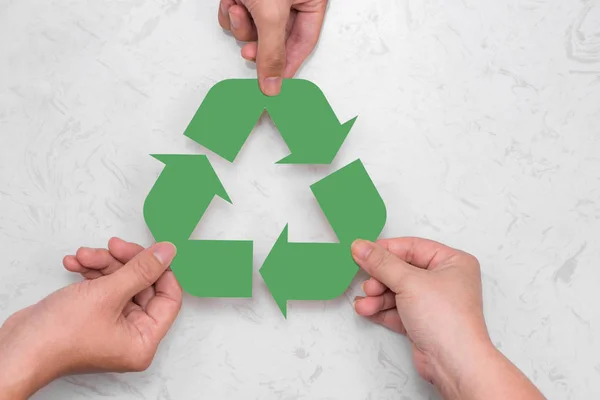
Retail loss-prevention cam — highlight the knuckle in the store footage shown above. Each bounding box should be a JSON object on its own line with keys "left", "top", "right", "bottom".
{"left": 218, "top": 17, "right": 229, "bottom": 30}
{"left": 135, "top": 256, "right": 160, "bottom": 287}
{"left": 232, "top": 30, "right": 245, "bottom": 40}
{"left": 261, "top": 51, "right": 286, "bottom": 72}
{"left": 461, "top": 252, "right": 480, "bottom": 269}
{"left": 373, "top": 312, "right": 385, "bottom": 325}
{"left": 126, "top": 349, "right": 155, "bottom": 372}
{"left": 367, "top": 250, "right": 398, "bottom": 280}
{"left": 382, "top": 292, "right": 395, "bottom": 309}
{"left": 371, "top": 249, "right": 393, "bottom": 270}
{"left": 287, "top": 28, "right": 319, "bottom": 58}
{"left": 235, "top": 30, "right": 256, "bottom": 43}
{"left": 129, "top": 356, "right": 152, "bottom": 372}
{"left": 2, "top": 312, "right": 21, "bottom": 330}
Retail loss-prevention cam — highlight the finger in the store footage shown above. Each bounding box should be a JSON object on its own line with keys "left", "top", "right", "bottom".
{"left": 218, "top": 0, "right": 236, "bottom": 30}
{"left": 75, "top": 247, "right": 115, "bottom": 269}
{"left": 241, "top": 41, "right": 257, "bottom": 61}
{"left": 63, "top": 255, "right": 86, "bottom": 273}
{"left": 377, "top": 237, "right": 465, "bottom": 270}
{"left": 367, "top": 309, "right": 407, "bottom": 335}
{"left": 76, "top": 246, "right": 125, "bottom": 278}
{"left": 133, "top": 286, "right": 156, "bottom": 310}
{"left": 108, "top": 237, "right": 144, "bottom": 265}
{"left": 81, "top": 270, "right": 103, "bottom": 279}
{"left": 362, "top": 278, "right": 387, "bottom": 296}
{"left": 286, "top": 10, "right": 297, "bottom": 37}
{"left": 229, "top": 4, "right": 257, "bottom": 42}
{"left": 354, "top": 292, "right": 396, "bottom": 316}
{"left": 63, "top": 255, "right": 103, "bottom": 279}
{"left": 67, "top": 239, "right": 139, "bottom": 275}
{"left": 144, "top": 270, "right": 183, "bottom": 340}
{"left": 283, "top": 9, "right": 325, "bottom": 77}
{"left": 123, "top": 300, "right": 142, "bottom": 318}
{"left": 351, "top": 240, "right": 415, "bottom": 294}
{"left": 106, "top": 243, "right": 177, "bottom": 304}
{"left": 74, "top": 247, "right": 123, "bottom": 279}
{"left": 240, "top": 13, "right": 295, "bottom": 63}
{"left": 250, "top": 2, "right": 290, "bottom": 95}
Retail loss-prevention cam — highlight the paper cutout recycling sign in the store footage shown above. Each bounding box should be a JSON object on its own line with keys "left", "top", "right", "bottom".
{"left": 143, "top": 79, "right": 386, "bottom": 317}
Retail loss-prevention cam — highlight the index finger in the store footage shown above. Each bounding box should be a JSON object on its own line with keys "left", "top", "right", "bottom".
{"left": 105, "top": 243, "right": 176, "bottom": 305}
{"left": 108, "top": 237, "right": 144, "bottom": 265}
{"left": 144, "top": 270, "right": 183, "bottom": 341}
{"left": 218, "top": 0, "right": 236, "bottom": 30}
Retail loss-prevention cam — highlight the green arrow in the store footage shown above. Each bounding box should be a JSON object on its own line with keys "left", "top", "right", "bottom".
{"left": 183, "top": 79, "right": 356, "bottom": 164}
{"left": 267, "top": 80, "right": 357, "bottom": 164}
{"left": 143, "top": 154, "right": 230, "bottom": 242}
{"left": 169, "top": 240, "right": 253, "bottom": 298}
{"left": 311, "top": 159, "right": 386, "bottom": 244}
{"left": 260, "top": 159, "right": 386, "bottom": 316}
{"left": 183, "top": 80, "right": 265, "bottom": 163}
{"left": 259, "top": 225, "right": 357, "bottom": 317}
{"left": 143, "top": 154, "right": 253, "bottom": 298}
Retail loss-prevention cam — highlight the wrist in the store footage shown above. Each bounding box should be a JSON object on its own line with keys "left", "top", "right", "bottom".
{"left": 0, "top": 321, "right": 63, "bottom": 399}
{"left": 429, "top": 335, "right": 498, "bottom": 399}
{"left": 429, "top": 335, "right": 545, "bottom": 400}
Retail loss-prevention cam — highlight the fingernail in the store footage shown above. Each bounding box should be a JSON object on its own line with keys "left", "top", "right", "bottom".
{"left": 353, "top": 296, "right": 363, "bottom": 309}
{"left": 154, "top": 242, "right": 177, "bottom": 265}
{"left": 262, "top": 77, "right": 282, "bottom": 96}
{"left": 361, "top": 280, "right": 368, "bottom": 292}
{"left": 229, "top": 11, "right": 237, "bottom": 29}
{"left": 220, "top": 2, "right": 228, "bottom": 15}
{"left": 352, "top": 240, "right": 373, "bottom": 261}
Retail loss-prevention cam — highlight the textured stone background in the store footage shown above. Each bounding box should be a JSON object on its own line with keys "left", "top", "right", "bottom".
{"left": 1, "top": 0, "right": 599, "bottom": 399}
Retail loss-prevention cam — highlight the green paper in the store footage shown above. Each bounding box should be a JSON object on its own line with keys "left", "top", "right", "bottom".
{"left": 170, "top": 240, "right": 252, "bottom": 298}
{"left": 311, "top": 159, "right": 386, "bottom": 245}
{"left": 143, "top": 78, "right": 387, "bottom": 316}
{"left": 143, "top": 154, "right": 253, "bottom": 297}
{"left": 184, "top": 79, "right": 356, "bottom": 164}
{"left": 144, "top": 154, "right": 230, "bottom": 242}
{"left": 260, "top": 159, "right": 386, "bottom": 316}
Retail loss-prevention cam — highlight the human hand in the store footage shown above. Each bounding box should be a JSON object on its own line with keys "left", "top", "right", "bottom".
{"left": 351, "top": 238, "right": 545, "bottom": 400}
{"left": 0, "top": 238, "right": 182, "bottom": 400}
{"left": 218, "top": 0, "right": 328, "bottom": 95}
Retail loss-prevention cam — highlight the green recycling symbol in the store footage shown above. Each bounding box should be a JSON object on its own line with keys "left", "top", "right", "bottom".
{"left": 143, "top": 79, "right": 386, "bottom": 317}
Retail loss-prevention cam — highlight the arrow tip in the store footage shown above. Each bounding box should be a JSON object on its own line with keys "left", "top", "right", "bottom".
{"left": 202, "top": 158, "right": 231, "bottom": 204}
{"left": 274, "top": 115, "right": 358, "bottom": 165}
{"left": 261, "top": 225, "right": 290, "bottom": 317}
{"left": 150, "top": 154, "right": 172, "bottom": 164}
{"left": 214, "top": 180, "right": 232, "bottom": 204}
{"left": 343, "top": 116, "right": 358, "bottom": 133}
{"left": 275, "top": 296, "right": 288, "bottom": 318}
{"left": 150, "top": 154, "right": 232, "bottom": 204}
{"left": 274, "top": 153, "right": 297, "bottom": 165}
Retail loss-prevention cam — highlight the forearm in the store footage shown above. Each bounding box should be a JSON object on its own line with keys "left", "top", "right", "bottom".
{"left": 0, "top": 369, "right": 34, "bottom": 400}
{"left": 432, "top": 340, "right": 545, "bottom": 400}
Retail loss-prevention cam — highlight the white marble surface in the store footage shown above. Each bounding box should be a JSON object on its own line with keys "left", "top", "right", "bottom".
{"left": 1, "top": 0, "right": 600, "bottom": 398}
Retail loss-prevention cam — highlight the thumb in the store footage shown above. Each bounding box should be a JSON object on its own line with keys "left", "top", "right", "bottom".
{"left": 250, "top": 3, "right": 290, "bottom": 96}
{"left": 351, "top": 240, "right": 414, "bottom": 294}
{"left": 105, "top": 242, "right": 177, "bottom": 304}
